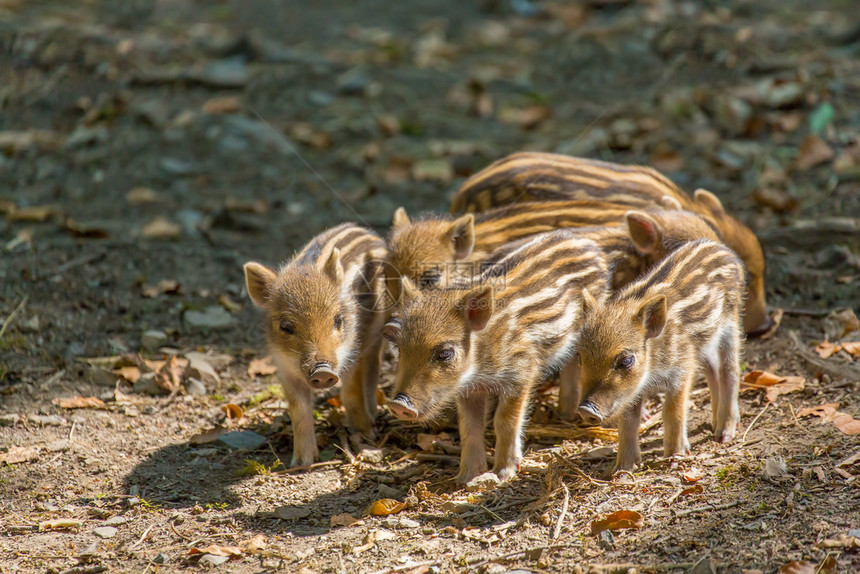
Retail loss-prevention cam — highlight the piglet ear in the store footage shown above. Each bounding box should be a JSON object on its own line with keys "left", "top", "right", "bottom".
{"left": 626, "top": 211, "right": 662, "bottom": 255}
{"left": 244, "top": 262, "right": 277, "bottom": 309}
{"left": 320, "top": 247, "right": 344, "bottom": 284}
{"left": 461, "top": 284, "right": 494, "bottom": 332}
{"left": 581, "top": 288, "right": 598, "bottom": 317}
{"left": 392, "top": 207, "right": 411, "bottom": 230}
{"left": 636, "top": 294, "right": 667, "bottom": 339}
{"left": 381, "top": 319, "right": 401, "bottom": 342}
{"left": 448, "top": 214, "right": 475, "bottom": 260}
{"left": 694, "top": 189, "right": 725, "bottom": 215}
{"left": 660, "top": 195, "right": 682, "bottom": 210}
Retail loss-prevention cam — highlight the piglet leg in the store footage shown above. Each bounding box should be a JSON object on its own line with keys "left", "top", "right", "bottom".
{"left": 493, "top": 384, "right": 533, "bottom": 481}
{"left": 455, "top": 392, "right": 489, "bottom": 485}
{"left": 663, "top": 373, "right": 693, "bottom": 457}
{"left": 614, "top": 401, "right": 643, "bottom": 472}
{"left": 281, "top": 376, "right": 318, "bottom": 467}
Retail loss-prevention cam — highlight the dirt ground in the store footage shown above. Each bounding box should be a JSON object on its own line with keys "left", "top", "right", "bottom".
{"left": 1, "top": 0, "right": 860, "bottom": 572}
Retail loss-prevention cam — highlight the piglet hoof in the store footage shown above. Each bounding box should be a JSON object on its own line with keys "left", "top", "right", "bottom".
{"left": 716, "top": 426, "right": 738, "bottom": 444}
{"left": 455, "top": 468, "right": 484, "bottom": 486}
{"left": 612, "top": 455, "right": 642, "bottom": 474}
{"left": 290, "top": 448, "right": 318, "bottom": 469}
{"left": 493, "top": 461, "right": 521, "bottom": 483}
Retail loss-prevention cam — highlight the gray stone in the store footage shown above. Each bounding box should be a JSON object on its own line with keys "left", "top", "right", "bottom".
{"left": 215, "top": 430, "right": 266, "bottom": 451}
{"left": 86, "top": 366, "right": 119, "bottom": 387}
{"left": 64, "top": 127, "right": 109, "bottom": 149}
{"left": 28, "top": 414, "right": 64, "bottom": 426}
{"left": 141, "top": 330, "right": 168, "bottom": 353}
{"left": 357, "top": 448, "right": 384, "bottom": 464}
{"left": 378, "top": 484, "right": 402, "bottom": 500}
{"left": 308, "top": 91, "right": 334, "bottom": 107}
{"left": 184, "top": 306, "right": 234, "bottom": 330}
{"left": 0, "top": 413, "right": 18, "bottom": 427}
{"left": 192, "top": 59, "right": 249, "bottom": 88}
{"left": 133, "top": 372, "right": 168, "bottom": 396}
{"left": 185, "top": 378, "right": 207, "bottom": 396}
{"left": 276, "top": 505, "right": 312, "bottom": 520}
{"left": 381, "top": 517, "right": 420, "bottom": 529}
{"left": 153, "top": 553, "right": 170, "bottom": 564}
{"left": 466, "top": 471, "right": 500, "bottom": 492}
{"left": 104, "top": 516, "right": 129, "bottom": 526}
{"left": 199, "top": 553, "right": 230, "bottom": 567}
{"left": 185, "top": 353, "right": 221, "bottom": 386}
{"left": 598, "top": 529, "right": 614, "bottom": 550}
{"left": 160, "top": 157, "right": 197, "bottom": 176}
{"left": 93, "top": 526, "right": 118, "bottom": 539}
{"left": 246, "top": 29, "right": 331, "bottom": 67}
{"left": 176, "top": 209, "right": 205, "bottom": 236}
{"left": 337, "top": 67, "right": 370, "bottom": 95}
{"left": 45, "top": 439, "right": 70, "bottom": 452}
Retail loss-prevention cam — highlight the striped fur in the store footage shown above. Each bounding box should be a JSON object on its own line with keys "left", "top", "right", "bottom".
{"left": 385, "top": 231, "right": 611, "bottom": 483}
{"left": 386, "top": 200, "right": 718, "bottom": 299}
{"left": 243, "top": 223, "right": 388, "bottom": 466}
{"left": 450, "top": 152, "right": 770, "bottom": 337}
{"left": 576, "top": 239, "right": 745, "bottom": 472}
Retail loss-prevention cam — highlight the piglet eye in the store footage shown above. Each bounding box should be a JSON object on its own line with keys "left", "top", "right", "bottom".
{"left": 418, "top": 270, "right": 441, "bottom": 289}
{"left": 279, "top": 320, "right": 296, "bottom": 335}
{"left": 616, "top": 353, "right": 635, "bottom": 369}
{"left": 434, "top": 347, "right": 455, "bottom": 362}
{"left": 334, "top": 313, "right": 344, "bottom": 330}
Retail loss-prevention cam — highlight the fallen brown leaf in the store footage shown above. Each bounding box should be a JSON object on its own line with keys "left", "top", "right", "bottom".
{"left": 742, "top": 370, "right": 805, "bottom": 402}
{"left": 326, "top": 394, "right": 343, "bottom": 408}
{"left": 221, "top": 403, "right": 243, "bottom": 425}
{"left": 6, "top": 205, "right": 55, "bottom": 222}
{"left": 141, "top": 279, "right": 181, "bottom": 298}
{"left": 218, "top": 293, "right": 242, "bottom": 313}
{"left": 189, "top": 426, "right": 226, "bottom": 445}
{"left": 366, "top": 499, "right": 406, "bottom": 516}
{"left": 114, "top": 365, "right": 142, "bottom": 384}
{"left": 38, "top": 519, "right": 83, "bottom": 531}
{"left": 330, "top": 513, "right": 360, "bottom": 527}
{"left": 841, "top": 341, "right": 860, "bottom": 357}
{"left": 756, "top": 308, "right": 783, "bottom": 340}
{"left": 0, "top": 446, "right": 40, "bottom": 465}
{"left": 499, "top": 105, "right": 551, "bottom": 130}
{"left": 832, "top": 413, "right": 860, "bottom": 436}
{"left": 63, "top": 219, "right": 108, "bottom": 239}
{"left": 778, "top": 561, "right": 816, "bottom": 574}
{"left": 795, "top": 134, "right": 834, "bottom": 170}
{"left": 797, "top": 403, "right": 840, "bottom": 420}
{"left": 53, "top": 396, "right": 106, "bottom": 409}
{"left": 765, "top": 376, "right": 804, "bottom": 402}
{"left": 417, "top": 432, "right": 453, "bottom": 452}
{"left": 202, "top": 96, "right": 240, "bottom": 115}
{"left": 818, "top": 535, "right": 860, "bottom": 549}
{"left": 682, "top": 467, "right": 704, "bottom": 483}
{"left": 189, "top": 545, "right": 242, "bottom": 558}
{"left": 126, "top": 187, "right": 165, "bottom": 205}
{"left": 142, "top": 217, "right": 181, "bottom": 240}
{"left": 679, "top": 484, "right": 704, "bottom": 497}
{"left": 238, "top": 534, "right": 266, "bottom": 554}
{"left": 590, "top": 510, "right": 644, "bottom": 535}
{"left": 248, "top": 356, "right": 277, "bottom": 378}
{"left": 155, "top": 355, "right": 183, "bottom": 392}
{"left": 814, "top": 341, "right": 842, "bottom": 358}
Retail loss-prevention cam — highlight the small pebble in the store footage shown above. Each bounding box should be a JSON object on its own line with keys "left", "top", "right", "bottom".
{"left": 93, "top": 526, "right": 117, "bottom": 539}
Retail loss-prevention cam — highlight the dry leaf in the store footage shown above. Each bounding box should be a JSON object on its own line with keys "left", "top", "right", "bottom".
{"left": 765, "top": 376, "right": 804, "bottom": 402}
{"left": 779, "top": 561, "right": 816, "bottom": 574}
{"left": 683, "top": 467, "right": 704, "bottom": 483}
{"left": 189, "top": 545, "right": 243, "bottom": 558}
{"left": 795, "top": 134, "right": 834, "bottom": 170}
{"left": 590, "top": 510, "right": 644, "bottom": 535}
{"left": 832, "top": 413, "right": 860, "bottom": 436}
{"left": 742, "top": 370, "right": 784, "bottom": 386}
{"left": 366, "top": 499, "right": 407, "bottom": 516}
{"left": 53, "top": 396, "right": 106, "bottom": 409}
{"left": 797, "top": 403, "right": 840, "bottom": 419}
{"left": 841, "top": 341, "right": 860, "bottom": 357}
{"left": 742, "top": 370, "right": 805, "bottom": 402}
{"left": 218, "top": 293, "right": 242, "bottom": 313}
{"left": 141, "top": 279, "right": 181, "bottom": 298}
{"left": 330, "top": 513, "right": 360, "bottom": 527}
{"left": 202, "top": 96, "right": 240, "bottom": 115}
{"left": 417, "top": 432, "right": 453, "bottom": 452}
{"left": 248, "top": 356, "right": 277, "bottom": 378}
{"left": 376, "top": 389, "right": 387, "bottom": 406}
{"left": 63, "top": 219, "right": 108, "bottom": 239}
{"left": 114, "top": 365, "right": 142, "bottom": 384}
{"left": 499, "top": 105, "right": 551, "bottom": 129}
{"left": 818, "top": 536, "right": 860, "bottom": 549}
{"left": 823, "top": 309, "right": 860, "bottom": 340}
{"left": 155, "top": 355, "right": 183, "bottom": 392}
{"left": 7, "top": 205, "right": 54, "bottom": 222}
{"left": 221, "top": 403, "right": 243, "bottom": 424}
{"left": 0, "top": 446, "right": 40, "bottom": 465}
{"left": 238, "top": 534, "right": 266, "bottom": 554}
{"left": 679, "top": 484, "right": 704, "bottom": 497}
{"left": 326, "top": 394, "right": 343, "bottom": 408}
{"left": 126, "top": 187, "right": 165, "bottom": 204}
{"left": 814, "top": 341, "right": 842, "bottom": 359}
{"left": 757, "top": 308, "right": 783, "bottom": 340}
{"left": 650, "top": 146, "right": 685, "bottom": 172}
{"left": 39, "top": 519, "right": 83, "bottom": 531}
{"left": 189, "top": 426, "right": 226, "bottom": 445}
{"left": 142, "top": 217, "right": 181, "bottom": 240}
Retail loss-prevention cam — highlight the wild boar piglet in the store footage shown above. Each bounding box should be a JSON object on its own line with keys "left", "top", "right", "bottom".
{"left": 576, "top": 239, "right": 745, "bottom": 472}
{"left": 243, "top": 224, "right": 388, "bottom": 467}
{"left": 384, "top": 230, "right": 610, "bottom": 484}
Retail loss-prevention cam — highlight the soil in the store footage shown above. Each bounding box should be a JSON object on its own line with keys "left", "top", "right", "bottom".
{"left": 1, "top": 1, "right": 859, "bottom": 573}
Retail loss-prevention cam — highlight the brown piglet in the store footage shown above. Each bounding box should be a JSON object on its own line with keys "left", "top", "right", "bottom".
{"left": 576, "top": 239, "right": 745, "bottom": 472}
{"left": 243, "top": 223, "right": 388, "bottom": 467}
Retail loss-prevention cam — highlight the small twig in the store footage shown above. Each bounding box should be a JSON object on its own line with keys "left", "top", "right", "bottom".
{"left": 68, "top": 421, "right": 77, "bottom": 442}
{"left": 551, "top": 483, "right": 569, "bottom": 541}
{"left": 741, "top": 402, "right": 770, "bottom": 444}
{"left": 786, "top": 403, "right": 801, "bottom": 427}
{"left": 459, "top": 496, "right": 540, "bottom": 519}
{"left": 170, "top": 521, "right": 191, "bottom": 541}
{"left": 47, "top": 250, "right": 107, "bottom": 278}
{"left": 57, "top": 567, "right": 108, "bottom": 574}
{"left": 416, "top": 453, "right": 459, "bottom": 465}
{"left": 0, "top": 295, "right": 28, "bottom": 340}
{"left": 467, "top": 544, "right": 567, "bottom": 568}
{"left": 673, "top": 500, "right": 741, "bottom": 519}
{"left": 274, "top": 460, "right": 343, "bottom": 474}
{"left": 132, "top": 522, "right": 158, "bottom": 549}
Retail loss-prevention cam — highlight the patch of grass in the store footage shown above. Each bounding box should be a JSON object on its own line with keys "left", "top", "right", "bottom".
{"left": 248, "top": 384, "right": 285, "bottom": 407}
{"left": 227, "top": 382, "right": 241, "bottom": 393}
{"left": 237, "top": 458, "right": 283, "bottom": 477}
{"left": 139, "top": 499, "right": 162, "bottom": 512}
{"left": 205, "top": 502, "right": 229, "bottom": 510}
{"left": 210, "top": 394, "right": 226, "bottom": 402}
{"left": 0, "top": 334, "right": 27, "bottom": 352}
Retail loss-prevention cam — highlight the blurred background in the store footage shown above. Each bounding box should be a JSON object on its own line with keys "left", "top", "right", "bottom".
{"left": 1, "top": 0, "right": 859, "bottom": 379}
